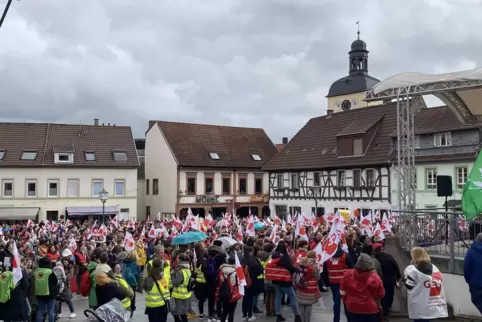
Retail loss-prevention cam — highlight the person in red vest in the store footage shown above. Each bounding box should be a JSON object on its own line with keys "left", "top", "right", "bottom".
{"left": 292, "top": 240, "right": 309, "bottom": 267}
{"left": 295, "top": 251, "right": 321, "bottom": 322}
{"left": 322, "top": 244, "right": 354, "bottom": 322}
{"left": 265, "top": 240, "right": 302, "bottom": 322}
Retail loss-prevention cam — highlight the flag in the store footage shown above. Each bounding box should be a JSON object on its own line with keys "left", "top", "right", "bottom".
{"left": 234, "top": 252, "right": 246, "bottom": 296}
{"left": 124, "top": 232, "right": 135, "bottom": 251}
{"left": 11, "top": 241, "right": 23, "bottom": 285}
{"left": 462, "top": 159, "right": 482, "bottom": 219}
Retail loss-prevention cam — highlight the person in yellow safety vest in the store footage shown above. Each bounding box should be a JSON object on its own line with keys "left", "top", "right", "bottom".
{"left": 113, "top": 263, "right": 134, "bottom": 313}
{"left": 193, "top": 251, "right": 208, "bottom": 319}
{"left": 146, "top": 245, "right": 169, "bottom": 276}
{"left": 143, "top": 258, "right": 171, "bottom": 322}
{"left": 253, "top": 253, "right": 269, "bottom": 314}
{"left": 171, "top": 253, "right": 192, "bottom": 322}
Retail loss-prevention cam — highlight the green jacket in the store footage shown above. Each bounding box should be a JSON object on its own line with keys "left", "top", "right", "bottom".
{"left": 87, "top": 262, "right": 97, "bottom": 308}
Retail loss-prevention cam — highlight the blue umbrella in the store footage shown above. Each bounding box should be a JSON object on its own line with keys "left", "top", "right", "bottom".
{"left": 254, "top": 222, "right": 265, "bottom": 230}
{"left": 172, "top": 231, "right": 208, "bottom": 245}
{"left": 2, "top": 227, "right": 12, "bottom": 232}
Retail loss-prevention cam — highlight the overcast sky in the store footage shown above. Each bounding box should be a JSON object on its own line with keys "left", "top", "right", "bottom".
{"left": 1, "top": 0, "right": 481, "bottom": 142}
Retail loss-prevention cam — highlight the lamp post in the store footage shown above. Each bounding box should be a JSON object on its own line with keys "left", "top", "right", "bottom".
{"left": 306, "top": 186, "right": 321, "bottom": 217}
{"left": 99, "top": 189, "right": 109, "bottom": 224}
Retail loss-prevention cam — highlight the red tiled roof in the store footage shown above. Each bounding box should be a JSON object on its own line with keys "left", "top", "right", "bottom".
{"left": 0, "top": 123, "right": 139, "bottom": 168}
{"left": 153, "top": 121, "right": 278, "bottom": 168}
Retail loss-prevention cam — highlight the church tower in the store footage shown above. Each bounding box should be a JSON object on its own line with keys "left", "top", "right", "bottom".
{"left": 326, "top": 31, "right": 381, "bottom": 114}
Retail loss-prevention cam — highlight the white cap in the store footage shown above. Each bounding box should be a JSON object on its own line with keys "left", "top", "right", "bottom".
{"left": 62, "top": 249, "right": 72, "bottom": 258}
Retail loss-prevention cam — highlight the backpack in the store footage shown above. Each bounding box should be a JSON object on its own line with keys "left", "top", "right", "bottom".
{"left": 206, "top": 254, "right": 219, "bottom": 278}
{"left": 293, "top": 267, "right": 308, "bottom": 288}
{"left": 218, "top": 272, "right": 237, "bottom": 303}
{"left": 79, "top": 271, "right": 91, "bottom": 296}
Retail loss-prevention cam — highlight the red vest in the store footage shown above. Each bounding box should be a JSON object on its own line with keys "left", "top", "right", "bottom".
{"left": 326, "top": 253, "right": 348, "bottom": 285}
{"left": 265, "top": 257, "right": 292, "bottom": 282}
{"left": 215, "top": 270, "right": 242, "bottom": 303}
{"left": 297, "top": 266, "right": 320, "bottom": 295}
{"left": 293, "top": 250, "right": 307, "bottom": 267}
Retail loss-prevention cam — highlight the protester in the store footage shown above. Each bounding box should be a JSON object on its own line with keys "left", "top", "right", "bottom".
{"left": 295, "top": 251, "right": 321, "bottom": 322}
{"left": 143, "top": 258, "right": 170, "bottom": 322}
{"left": 464, "top": 232, "right": 482, "bottom": 315}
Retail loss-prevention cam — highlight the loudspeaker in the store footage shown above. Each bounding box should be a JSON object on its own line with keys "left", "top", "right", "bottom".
{"left": 437, "top": 175, "right": 453, "bottom": 197}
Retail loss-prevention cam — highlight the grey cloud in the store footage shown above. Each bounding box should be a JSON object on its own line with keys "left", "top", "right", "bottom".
{"left": 1, "top": 0, "right": 482, "bottom": 142}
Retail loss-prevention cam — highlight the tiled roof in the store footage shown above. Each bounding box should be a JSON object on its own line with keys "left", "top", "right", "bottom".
{"left": 154, "top": 121, "right": 279, "bottom": 168}
{"left": 337, "top": 116, "right": 383, "bottom": 137}
{"left": 0, "top": 123, "right": 139, "bottom": 168}
{"left": 263, "top": 104, "right": 398, "bottom": 171}
{"left": 275, "top": 144, "right": 285, "bottom": 152}
{"left": 390, "top": 106, "right": 482, "bottom": 136}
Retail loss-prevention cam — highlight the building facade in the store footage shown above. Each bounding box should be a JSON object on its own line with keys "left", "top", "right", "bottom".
{"left": 390, "top": 107, "right": 481, "bottom": 209}
{"left": 0, "top": 121, "right": 139, "bottom": 222}
{"left": 144, "top": 121, "right": 278, "bottom": 218}
{"left": 135, "top": 139, "right": 147, "bottom": 220}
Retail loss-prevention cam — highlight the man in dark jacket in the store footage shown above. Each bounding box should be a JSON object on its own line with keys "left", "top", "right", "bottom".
{"left": 202, "top": 240, "right": 226, "bottom": 321}
{"left": 35, "top": 256, "right": 58, "bottom": 322}
{"left": 374, "top": 243, "right": 401, "bottom": 317}
{"left": 464, "top": 232, "right": 482, "bottom": 314}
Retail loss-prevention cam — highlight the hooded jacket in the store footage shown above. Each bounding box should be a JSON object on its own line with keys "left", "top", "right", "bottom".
{"left": 340, "top": 268, "right": 385, "bottom": 314}
{"left": 464, "top": 242, "right": 482, "bottom": 287}
{"left": 202, "top": 245, "right": 226, "bottom": 282}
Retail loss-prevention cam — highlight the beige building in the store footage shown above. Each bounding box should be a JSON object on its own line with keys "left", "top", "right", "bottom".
{"left": 0, "top": 121, "right": 139, "bottom": 222}
{"left": 144, "top": 121, "right": 279, "bottom": 218}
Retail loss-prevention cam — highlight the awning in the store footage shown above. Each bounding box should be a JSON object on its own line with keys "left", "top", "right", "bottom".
{"left": 66, "top": 206, "right": 118, "bottom": 216}
{"left": 0, "top": 207, "right": 39, "bottom": 220}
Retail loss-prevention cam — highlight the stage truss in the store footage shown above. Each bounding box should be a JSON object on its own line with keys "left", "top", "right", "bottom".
{"left": 365, "top": 68, "right": 482, "bottom": 211}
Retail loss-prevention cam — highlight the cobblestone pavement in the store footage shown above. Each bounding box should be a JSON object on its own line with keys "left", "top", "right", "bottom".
{"left": 68, "top": 292, "right": 451, "bottom": 322}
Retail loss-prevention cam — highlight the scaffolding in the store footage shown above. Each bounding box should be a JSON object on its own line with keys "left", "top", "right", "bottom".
{"left": 365, "top": 68, "right": 482, "bottom": 211}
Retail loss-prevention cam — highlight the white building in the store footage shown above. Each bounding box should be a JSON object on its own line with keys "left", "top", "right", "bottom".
{"left": 390, "top": 106, "right": 480, "bottom": 210}
{"left": 144, "top": 120, "right": 278, "bottom": 218}
{"left": 0, "top": 121, "right": 139, "bottom": 222}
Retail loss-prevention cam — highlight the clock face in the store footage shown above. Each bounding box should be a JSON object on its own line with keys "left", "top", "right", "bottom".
{"left": 341, "top": 100, "right": 351, "bottom": 111}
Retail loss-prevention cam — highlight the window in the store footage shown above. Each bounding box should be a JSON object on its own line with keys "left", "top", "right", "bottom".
{"left": 67, "top": 179, "right": 79, "bottom": 197}
{"left": 47, "top": 180, "right": 59, "bottom": 197}
{"left": 311, "top": 207, "right": 325, "bottom": 217}
{"left": 255, "top": 177, "right": 263, "bottom": 194}
{"left": 115, "top": 180, "right": 125, "bottom": 196}
{"left": 313, "top": 172, "right": 320, "bottom": 186}
{"left": 55, "top": 153, "right": 72, "bottom": 163}
{"left": 153, "top": 179, "right": 159, "bottom": 195}
{"left": 277, "top": 174, "right": 283, "bottom": 189}
{"left": 113, "top": 150, "right": 128, "bottom": 162}
{"left": 239, "top": 177, "right": 247, "bottom": 195}
{"left": 92, "top": 180, "right": 103, "bottom": 196}
{"left": 146, "top": 179, "right": 150, "bottom": 195}
{"left": 205, "top": 177, "right": 214, "bottom": 194}
{"left": 252, "top": 154, "right": 261, "bottom": 161}
{"left": 337, "top": 171, "right": 346, "bottom": 186}
{"left": 291, "top": 173, "right": 299, "bottom": 189}
{"left": 434, "top": 132, "right": 452, "bottom": 147}
{"left": 209, "top": 152, "right": 220, "bottom": 160}
{"left": 146, "top": 206, "right": 151, "bottom": 218}
{"left": 187, "top": 177, "right": 196, "bottom": 195}
{"left": 415, "top": 136, "right": 420, "bottom": 149}
{"left": 426, "top": 168, "right": 437, "bottom": 190}
{"left": 353, "top": 169, "right": 361, "bottom": 188}
{"left": 353, "top": 139, "right": 363, "bottom": 155}
{"left": 2, "top": 180, "right": 13, "bottom": 197}
{"left": 85, "top": 151, "right": 96, "bottom": 161}
{"left": 366, "top": 169, "right": 375, "bottom": 187}
{"left": 456, "top": 167, "right": 468, "bottom": 189}
{"left": 222, "top": 177, "right": 231, "bottom": 195}
{"left": 26, "top": 180, "right": 37, "bottom": 197}
{"left": 289, "top": 206, "right": 302, "bottom": 215}
{"left": 21, "top": 150, "right": 37, "bottom": 160}
{"left": 275, "top": 205, "right": 287, "bottom": 219}
{"left": 0, "top": 150, "right": 4, "bottom": 160}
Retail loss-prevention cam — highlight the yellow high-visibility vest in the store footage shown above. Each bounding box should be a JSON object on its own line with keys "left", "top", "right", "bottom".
{"left": 257, "top": 259, "right": 267, "bottom": 279}
{"left": 194, "top": 265, "right": 206, "bottom": 283}
{"left": 171, "top": 268, "right": 191, "bottom": 300}
{"left": 145, "top": 277, "right": 170, "bottom": 308}
{"left": 117, "top": 277, "right": 131, "bottom": 309}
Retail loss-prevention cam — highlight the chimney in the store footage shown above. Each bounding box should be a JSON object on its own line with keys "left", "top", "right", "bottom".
{"left": 93, "top": 118, "right": 99, "bottom": 126}
{"left": 327, "top": 109, "right": 333, "bottom": 115}
{"left": 282, "top": 137, "right": 288, "bottom": 145}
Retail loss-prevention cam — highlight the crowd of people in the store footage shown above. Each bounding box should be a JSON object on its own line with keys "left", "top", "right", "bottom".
{"left": 0, "top": 210, "right": 468, "bottom": 322}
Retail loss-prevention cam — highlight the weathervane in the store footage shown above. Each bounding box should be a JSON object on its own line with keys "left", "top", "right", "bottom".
{"left": 356, "top": 21, "right": 360, "bottom": 39}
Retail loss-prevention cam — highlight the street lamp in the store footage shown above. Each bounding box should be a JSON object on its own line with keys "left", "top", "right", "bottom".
{"left": 306, "top": 186, "right": 322, "bottom": 216}
{"left": 99, "top": 189, "right": 109, "bottom": 224}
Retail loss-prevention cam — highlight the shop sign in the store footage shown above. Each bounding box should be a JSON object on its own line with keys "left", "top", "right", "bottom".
{"left": 250, "top": 194, "right": 269, "bottom": 202}
{"left": 195, "top": 195, "right": 219, "bottom": 203}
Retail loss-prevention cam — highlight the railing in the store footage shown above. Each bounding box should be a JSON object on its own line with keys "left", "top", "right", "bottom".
{"left": 391, "top": 209, "right": 482, "bottom": 274}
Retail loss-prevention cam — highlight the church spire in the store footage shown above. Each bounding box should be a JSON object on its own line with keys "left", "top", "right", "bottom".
{"left": 349, "top": 23, "right": 369, "bottom": 76}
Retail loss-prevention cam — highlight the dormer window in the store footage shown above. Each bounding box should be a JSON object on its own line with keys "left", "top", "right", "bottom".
{"left": 353, "top": 139, "right": 363, "bottom": 155}
{"left": 21, "top": 150, "right": 37, "bottom": 160}
{"left": 113, "top": 150, "right": 128, "bottom": 162}
{"left": 252, "top": 154, "right": 261, "bottom": 161}
{"left": 85, "top": 151, "right": 96, "bottom": 161}
{"left": 434, "top": 132, "right": 451, "bottom": 147}
{"left": 209, "top": 152, "right": 220, "bottom": 160}
{"left": 0, "top": 150, "right": 4, "bottom": 160}
{"left": 55, "top": 153, "right": 73, "bottom": 164}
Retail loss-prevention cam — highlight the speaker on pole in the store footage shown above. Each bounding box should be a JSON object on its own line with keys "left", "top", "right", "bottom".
{"left": 436, "top": 175, "right": 453, "bottom": 197}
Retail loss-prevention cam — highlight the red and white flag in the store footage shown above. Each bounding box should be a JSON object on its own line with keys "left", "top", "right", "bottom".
{"left": 27, "top": 219, "right": 34, "bottom": 228}
{"left": 269, "top": 224, "right": 278, "bottom": 243}
{"left": 124, "top": 232, "right": 135, "bottom": 251}
{"left": 373, "top": 222, "right": 386, "bottom": 240}
{"left": 234, "top": 252, "right": 246, "bottom": 296}
{"left": 11, "top": 241, "right": 23, "bottom": 285}
{"left": 245, "top": 215, "right": 255, "bottom": 237}
{"left": 148, "top": 225, "right": 157, "bottom": 239}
